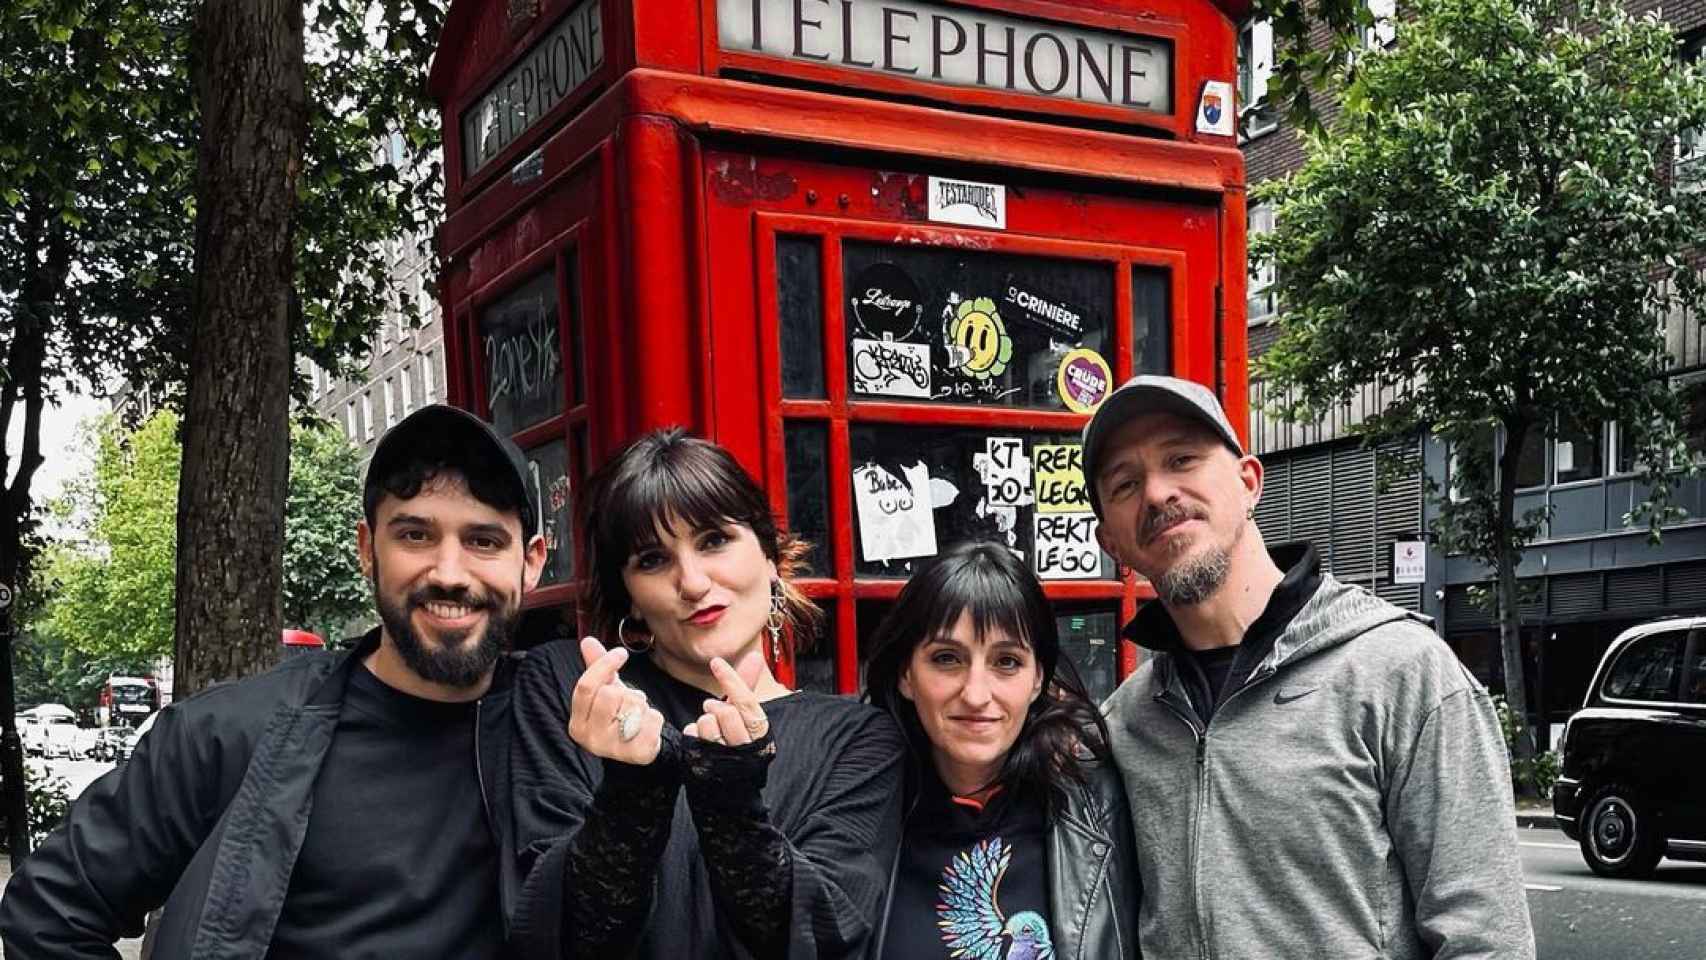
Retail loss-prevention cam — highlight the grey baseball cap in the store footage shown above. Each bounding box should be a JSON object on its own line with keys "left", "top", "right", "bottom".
{"left": 1080, "top": 375, "right": 1243, "bottom": 517}
{"left": 365, "top": 404, "right": 537, "bottom": 539}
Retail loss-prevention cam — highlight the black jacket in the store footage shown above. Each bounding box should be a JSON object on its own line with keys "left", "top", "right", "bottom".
{"left": 874, "top": 758, "right": 1141, "bottom": 960}
{"left": 0, "top": 632, "right": 520, "bottom": 959}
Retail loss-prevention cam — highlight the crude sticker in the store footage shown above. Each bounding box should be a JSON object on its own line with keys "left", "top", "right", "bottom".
{"left": 853, "top": 461, "right": 938, "bottom": 563}
{"left": 1056, "top": 348, "right": 1112, "bottom": 414}
{"left": 852, "top": 338, "right": 932, "bottom": 398}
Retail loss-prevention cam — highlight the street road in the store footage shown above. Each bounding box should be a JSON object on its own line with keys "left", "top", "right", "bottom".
{"left": 1521, "top": 825, "right": 1706, "bottom": 959}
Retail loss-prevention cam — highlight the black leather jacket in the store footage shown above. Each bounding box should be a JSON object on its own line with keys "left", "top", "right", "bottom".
{"left": 873, "top": 757, "right": 1141, "bottom": 959}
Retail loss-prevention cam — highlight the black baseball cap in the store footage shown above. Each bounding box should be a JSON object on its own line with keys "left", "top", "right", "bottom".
{"left": 1080, "top": 375, "right": 1243, "bottom": 518}
{"left": 364, "top": 404, "right": 537, "bottom": 539}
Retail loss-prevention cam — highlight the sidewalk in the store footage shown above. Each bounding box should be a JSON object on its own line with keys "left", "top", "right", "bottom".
{"left": 0, "top": 857, "right": 144, "bottom": 959}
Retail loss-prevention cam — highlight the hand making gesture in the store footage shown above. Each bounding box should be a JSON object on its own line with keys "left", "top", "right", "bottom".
{"left": 568, "top": 636, "right": 665, "bottom": 765}
{"left": 682, "top": 649, "right": 770, "bottom": 748}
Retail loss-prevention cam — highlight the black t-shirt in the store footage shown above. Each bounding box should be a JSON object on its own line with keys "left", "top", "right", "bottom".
{"left": 265, "top": 665, "right": 503, "bottom": 960}
{"left": 883, "top": 769, "right": 1053, "bottom": 960}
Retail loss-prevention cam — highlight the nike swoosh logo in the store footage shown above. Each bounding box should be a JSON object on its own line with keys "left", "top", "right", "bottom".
{"left": 1273, "top": 688, "right": 1319, "bottom": 705}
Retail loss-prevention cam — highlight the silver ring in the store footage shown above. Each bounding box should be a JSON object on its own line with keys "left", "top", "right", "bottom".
{"left": 615, "top": 708, "right": 642, "bottom": 742}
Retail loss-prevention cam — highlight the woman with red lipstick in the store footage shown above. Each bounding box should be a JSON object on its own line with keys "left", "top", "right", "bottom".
{"left": 509, "top": 429, "right": 906, "bottom": 959}
{"left": 864, "top": 542, "right": 1140, "bottom": 960}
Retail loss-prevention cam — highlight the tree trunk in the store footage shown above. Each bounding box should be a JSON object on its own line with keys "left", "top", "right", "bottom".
{"left": 1495, "top": 418, "right": 1535, "bottom": 764}
{"left": 1, "top": 205, "right": 68, "bottom": 864}
{"left": 174, "top": 0, "right": 305, "bottom": 698}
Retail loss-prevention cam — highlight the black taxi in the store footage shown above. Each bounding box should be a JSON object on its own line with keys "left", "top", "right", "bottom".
{"left": 1554, "top": 615, "right": 1706, "bottom": 878}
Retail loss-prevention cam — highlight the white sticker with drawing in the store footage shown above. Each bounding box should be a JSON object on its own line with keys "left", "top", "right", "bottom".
{"left": 973, "top": 437, "right": 1032, "bottom": 508}
{"left": 854, "top": 461, "right": 939, "bottom": 563}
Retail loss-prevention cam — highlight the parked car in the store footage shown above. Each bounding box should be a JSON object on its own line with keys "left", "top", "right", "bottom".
{"left": 16, "top": 714, "right": 46, "bottom": 757}
{"left": 1553, "top": 615, "right": 1706, "bottom": 878}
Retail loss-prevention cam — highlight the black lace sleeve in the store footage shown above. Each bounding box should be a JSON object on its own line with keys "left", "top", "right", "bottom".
{"left": 681, "top": 733, "right": 792, "bottom": 957}
{"left": 560, "top": 729, "right": 683, "bottom": 957}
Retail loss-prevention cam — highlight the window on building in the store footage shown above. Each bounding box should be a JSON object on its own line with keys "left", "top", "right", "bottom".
{"left": 1448, "top": 425, "right": 1494, "bottom": 501}
{"left": 1679, "top": 370, "right": 1706, "bottom": 464}
{"left": 384, "top": 377, "right": 397, "bottom": 427}
{"left": 1678, "top": 34, "right": 1706, "bottom": 191}
{"left": 1238, "top": 19, "right": 1277, "bottom": 138}
{"left": 345, "top": 399, "right": 358, "bottom": 440}
{"left": 310, "top": 364, "right": 321, "bottom": 399}
{"left": 401, "top": 364, "right": 413, "bottom": 413}
{"left": 1602, "top": 629, "right": 1685, "bottom": 703}
{"left": 363, "top": 391, "right": 375, "bottom": 441}
{"left": 379, "top": 313, "right": 392, "bottom": 352}
{"left": 423, "top": 350, "right": 437, "bottom": 402}
{"left": 1247, "top": 203, "right": 1277, "bottom": 324}
{"left": 1508, "top": 425, "right": 1546, "bottom": 488}
{"left": 1553, "top": 415, "right": 1604, "bottom": 484}
{"left": 1365, "top": 0, "right": 1397, "bottom": 49}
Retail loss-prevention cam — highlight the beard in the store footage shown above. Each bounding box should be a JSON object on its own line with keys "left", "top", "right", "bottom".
{"left": 1141, "top": 501, "right": 1237, "bottom": 607}
{"left": 373, "top": 574, "right": 520, "bottom": 688}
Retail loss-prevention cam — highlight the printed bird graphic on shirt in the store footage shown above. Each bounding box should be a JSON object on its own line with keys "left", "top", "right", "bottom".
{"left": 936, "top": 835, "right": 1054, "bottom": 960}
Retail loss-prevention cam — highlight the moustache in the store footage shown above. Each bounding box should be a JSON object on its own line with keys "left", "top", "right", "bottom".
{"left": 407, "top": 585, "right": 496, "bottom": 612}
{"left": 1141, "top": 503, "right": 1208, "bottom": 543}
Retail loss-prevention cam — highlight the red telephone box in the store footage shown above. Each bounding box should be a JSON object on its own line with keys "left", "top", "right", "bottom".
{"left": 430, "top": 0, "right": 1251, "bottom": 697}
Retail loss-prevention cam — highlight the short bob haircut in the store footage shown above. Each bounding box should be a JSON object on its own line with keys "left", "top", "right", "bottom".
{"left": 863, "top": 541, "right": 1110, "bottom": 805}
{"left": 579, "top": 428, "right": 821, "bottom": 656}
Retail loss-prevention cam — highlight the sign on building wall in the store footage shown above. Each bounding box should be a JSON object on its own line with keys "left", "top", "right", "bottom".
{"left": 1393, "top": 540, "right": 1426, "bottom": 585}
{"left": 462, "top": 0, "right": 604, "bottom": 178}
{"left": 717, "top": 0, "right": 1173, "bottom": 114}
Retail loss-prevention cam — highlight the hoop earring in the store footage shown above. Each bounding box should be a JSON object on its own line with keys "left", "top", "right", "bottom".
{"left": 767, "top": 579, "right": 786, "bottom": 662}
{"left": 617, "top": 616, "right": 654, "bottom": 653}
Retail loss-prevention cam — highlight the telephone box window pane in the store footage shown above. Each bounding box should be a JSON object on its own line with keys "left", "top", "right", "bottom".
{"left": 480, "top": 270, "right": 566, "bottom": 434}
{"left": 777, "top": 236, "right": 826, "bottom": 399}
{"left": 1132, "top": 267, "right": 1172, "bottom": 374}
{"left": 848, "top": 424, "right": 1115, "bottom": 580}
{"left": 527, "top": 440, "right": 574, "bottom": 588}
{"left": 794, "top": 600, "right": 837, "bottom": 695}
{"left": 842, "top": 242, "right": 1113, "bottom": 410}
{"left": 784, "top": 420, "right": 833, "bottom": 576}
{"left": 1056, "top": 606, "right": 1120, "bottom": 702}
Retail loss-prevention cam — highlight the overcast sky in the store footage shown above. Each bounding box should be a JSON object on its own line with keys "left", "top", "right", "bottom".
{"left": 4, "top": 389, "right": 107, "bottom": 505}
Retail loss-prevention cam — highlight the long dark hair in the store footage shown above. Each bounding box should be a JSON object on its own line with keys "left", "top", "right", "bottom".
{"left": 579, "top": 428, "right": 821, "bottom": 654}
{"left": 863, "top": 541, "right": 1110, "bottom": 807}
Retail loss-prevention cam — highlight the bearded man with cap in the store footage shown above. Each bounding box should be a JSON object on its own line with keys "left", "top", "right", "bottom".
{"left": 1084, "top": 375, "right": 1534, "bottom": 960}
{"left": 1, "top": 404, "right": 546, "bottom": 958}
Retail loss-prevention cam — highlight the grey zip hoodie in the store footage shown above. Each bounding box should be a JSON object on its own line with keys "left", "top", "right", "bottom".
{"left": 1105, "top": 573, "right": 1536, "bottom": 960}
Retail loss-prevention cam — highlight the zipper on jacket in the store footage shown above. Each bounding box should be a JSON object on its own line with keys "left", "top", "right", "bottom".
{"left": 1153, "top": 686, "right": 1212, "bottom": 960}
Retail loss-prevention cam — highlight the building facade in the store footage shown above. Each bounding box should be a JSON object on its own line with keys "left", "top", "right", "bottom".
{"left": 1238, "top": 2, "right": 1706, "bottom": 739}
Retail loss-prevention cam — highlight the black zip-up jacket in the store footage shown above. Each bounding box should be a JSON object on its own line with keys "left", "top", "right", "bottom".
{"left": 873, "top": 757, "right": 1141, "bottom": 960}
{"left": 0, "top": 631, "right": 521, "bottom": 959}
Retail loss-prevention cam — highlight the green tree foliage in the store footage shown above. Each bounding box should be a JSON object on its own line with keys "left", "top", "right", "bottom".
{"left": 0, "top": 0, "right": 444, "bottom": 608}
{"left": 39, "top": 413, "right": 370, "bottom": 663}
{"left": 282, "top": 420, "right": 371, "bottom": 643}
{"left": 48, "top": 413, "right": 181, "bottom": 663}
{"left": 1253, "top": 0, "right": 1705, "bottom": 752}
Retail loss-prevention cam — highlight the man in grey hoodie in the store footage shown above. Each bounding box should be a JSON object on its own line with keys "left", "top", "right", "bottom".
{"left": 1083, "top": 375, "right": 1535, "bottom": 960}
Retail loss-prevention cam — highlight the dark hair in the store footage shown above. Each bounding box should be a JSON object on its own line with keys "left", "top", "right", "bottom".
{"left": 579, "top": 428, "right": 821, "bottom": 654}
{"left": 363, "top": 445, "right": 528, "bottom": 534}
{"left": 863, "top": 541, "right": 1110, "bottom": 807}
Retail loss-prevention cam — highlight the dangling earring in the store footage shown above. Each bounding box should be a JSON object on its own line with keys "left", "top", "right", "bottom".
{"left": 767, "top": 579, "right": 787, "bottom": 662}
{"left": 617, "top": 616, "right": 654, "bottom": 653}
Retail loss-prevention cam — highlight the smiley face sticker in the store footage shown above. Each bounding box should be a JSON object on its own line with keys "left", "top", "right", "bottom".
{"left": 945, "top": 296, "right": 1014, "bottom": 380}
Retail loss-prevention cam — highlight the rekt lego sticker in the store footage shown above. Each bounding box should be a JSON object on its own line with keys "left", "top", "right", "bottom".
{"left": 1197, "top": 80, "right": 1235, "bottom": 136}
{"left": 943, "top": 294, "right": 1014, "bottom": 380}
{"left": 1056, "top": 348, "right": 1112, "bottom": 413}
{"left": 849, "top": 262, "right": 925, "bottom": 341}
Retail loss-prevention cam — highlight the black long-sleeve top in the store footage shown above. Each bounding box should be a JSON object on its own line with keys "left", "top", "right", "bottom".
{"left": 509, "top": 640, "right": 906, "bottom": 959}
